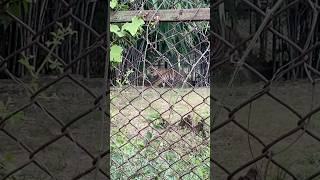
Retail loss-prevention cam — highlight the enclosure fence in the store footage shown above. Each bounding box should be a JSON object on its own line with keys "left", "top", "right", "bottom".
{"left": 109, "top": 1, "right": 211, "bottom": 179}
{"left": 1, "top": 0, "right": 320, "bottom": 179}
{"left": 211, "top": 0, "right": 320, "bottom": 179}
{"left": 0, "top": 0, "right": 109, "bottom": 179}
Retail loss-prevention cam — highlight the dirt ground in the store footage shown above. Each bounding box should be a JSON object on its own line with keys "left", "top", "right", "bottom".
{"left": 1, "top": 77, "right": 320, "bottom": 179}
{"left": 212, "top": 80, "right": 320, "bottom": 180}
{"left": 110, "top": 86, "right": 210, "bottom": 139}
{"left": 110, "top": 86, "right": 210, "bottom": 179}
{"left": 0, "top": 77, "right": 108, "bottom": 180}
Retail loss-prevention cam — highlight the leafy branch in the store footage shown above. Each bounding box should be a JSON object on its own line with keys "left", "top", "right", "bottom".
{"left": 109, "top": 0, "right": 145, "bottom": 67}
{"left": 115, "top": 69, "right": 133, "bottom": 88}
{"left": 18, "top": 22, "right": 76, "bottom": 90}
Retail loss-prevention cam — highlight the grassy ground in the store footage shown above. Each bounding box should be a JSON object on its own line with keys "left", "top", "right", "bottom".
{"left": 110, "top": 86, "right": 210, "bottom": 179}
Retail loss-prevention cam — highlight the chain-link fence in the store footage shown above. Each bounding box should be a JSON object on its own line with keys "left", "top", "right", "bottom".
{"left": 1, "top": 0, "right": 320, "bottom": 179}
{"left": 211, "top": 0, "right": 320, "bottom": 179}
{"left": 110, "top": 1, "right": 210, "bottom": 179}
{"left": 0, "top": 0, "right": 211, "bottom": 179}
{"left": 0, "top": 0, "right": 109, "bottom": 179}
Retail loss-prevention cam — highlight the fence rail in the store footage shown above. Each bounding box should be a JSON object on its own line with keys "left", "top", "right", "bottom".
{"left": 111, "top": 8, "right": 210, "bottom": 22}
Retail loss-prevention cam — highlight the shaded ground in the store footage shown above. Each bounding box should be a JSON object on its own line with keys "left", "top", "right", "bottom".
{"left": 212, "top": 80, "right": 320, "bottom": 179}
{"left": 0, "top": 77, "right": 108, "bottom": 180}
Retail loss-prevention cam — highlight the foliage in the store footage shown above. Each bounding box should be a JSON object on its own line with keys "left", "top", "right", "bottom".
{"left": 146, "top": 109, "right": 161, "bottom": 122}
{"left": 109, "top": 0, "right": 145, "bottom": 67}
{"left": 115, "top": 69, "right": 134, "bottom": 87}
{"left": 111, "top": 131, "right": 209, "bottom": 179}
{"left": 110, "top": 45, "right": 124, "bottom": 64}
{"left": 121, "top": 16, "right": 145, "bottom": 36}
{"left": 18, "top": 23, "right": 76, "bottom": 91}
{"left": 108, "top": 0, "right": 211, "bottom": 87}
{"left": 142, "top": 0, "right": 210, "bottom": 64}
{"left": 110, "top": 0, "right": 134, "bottom": 11}
{"left": 145, "top": 109, "right": 168, "bottom": 129}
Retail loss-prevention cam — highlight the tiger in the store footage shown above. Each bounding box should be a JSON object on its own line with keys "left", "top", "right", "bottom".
{"left": 147, "top": 67, "right": 186, "bottom": 87}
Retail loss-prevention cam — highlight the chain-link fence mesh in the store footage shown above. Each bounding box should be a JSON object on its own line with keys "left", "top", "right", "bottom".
{"left": 211, "top": 0, "right": 320, "bottom": 179}
{"left": 0, "top": 0, "right": 109, "bottom": 179}
{"left": 1, "top": 0, "right": 320, "bottom": 179}
{"left": 110, "top": 1, "right": 210, "bottom": 179}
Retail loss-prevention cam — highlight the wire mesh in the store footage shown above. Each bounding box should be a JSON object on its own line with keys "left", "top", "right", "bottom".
{"left": 1, "top": 0, "right": 320, "bottom": 179}
{"left": 211, "top": 0, "right": 320, "bottom": 179}
{"left": 0, "top": 0, "right": 109, "bottom": 179}
{"left": 109, "top": 1, "right": 210, "bottom": 180}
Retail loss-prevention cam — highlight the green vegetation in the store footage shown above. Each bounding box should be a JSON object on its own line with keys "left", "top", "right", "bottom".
{"left": 111, "top": 88, "right": 210, "bottom": 179}
{"left": 19, "top": 23, "right": 76, "bottom": 79}
{"left": 110, "top": 0, "right": 145, "bottom": 67}
{"left": 111, "top": 131, "right": 209, "bottom": 179}
{"left": 146, "top": 108, "right": 168, "bottom": 129}
{"left": 116, "top": 69, "right": 134, "bottom": 88}
{"left": 18, "top": 23, "right": 76, "bottom": 92}
{"left": 109, "top": 0, "right": 210, "bottom": 76}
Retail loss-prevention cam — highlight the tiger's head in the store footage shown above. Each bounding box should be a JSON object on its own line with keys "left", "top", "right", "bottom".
{"left": 147, "top": 66, "right": 158, "bottom": 77}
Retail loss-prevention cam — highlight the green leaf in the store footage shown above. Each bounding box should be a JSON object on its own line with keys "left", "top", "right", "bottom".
{"left": 119, "top": 4, "right": 129, "bottom": 10}
{"left": 153, "top": 123, "right": 163, "bottom": 129}
{"left": 110, "top": 45, "right": 123, "bottom": 63}
{"left": 110, "top": 0, "right": 118, "bottom": 9}
{"left": 48, "top": 59, "right": 63, "bottom": 70}
{"left": 56, "top": 22, "right": 63, "bottom": 28}
{"left": 146, "top": 131, "right": 153, "bottom": 141}
{"left": 18, "top": 58, "right": 34, "bottom": 71}
{"left": 110, "top": 24, "right": 125, "bottom": 37}
{"left": 110, "top": 24, "right": 120, "bottom": 33}
{"left": 122, "top": 16, "right": 145, "bottom": 36}
{"left": 136, "top": 140, "right": 145, "bottom": 149}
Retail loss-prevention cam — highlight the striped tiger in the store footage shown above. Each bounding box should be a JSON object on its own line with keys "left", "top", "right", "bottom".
{"left": 148, "top": 67, "right": 186, "bottom": 87}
